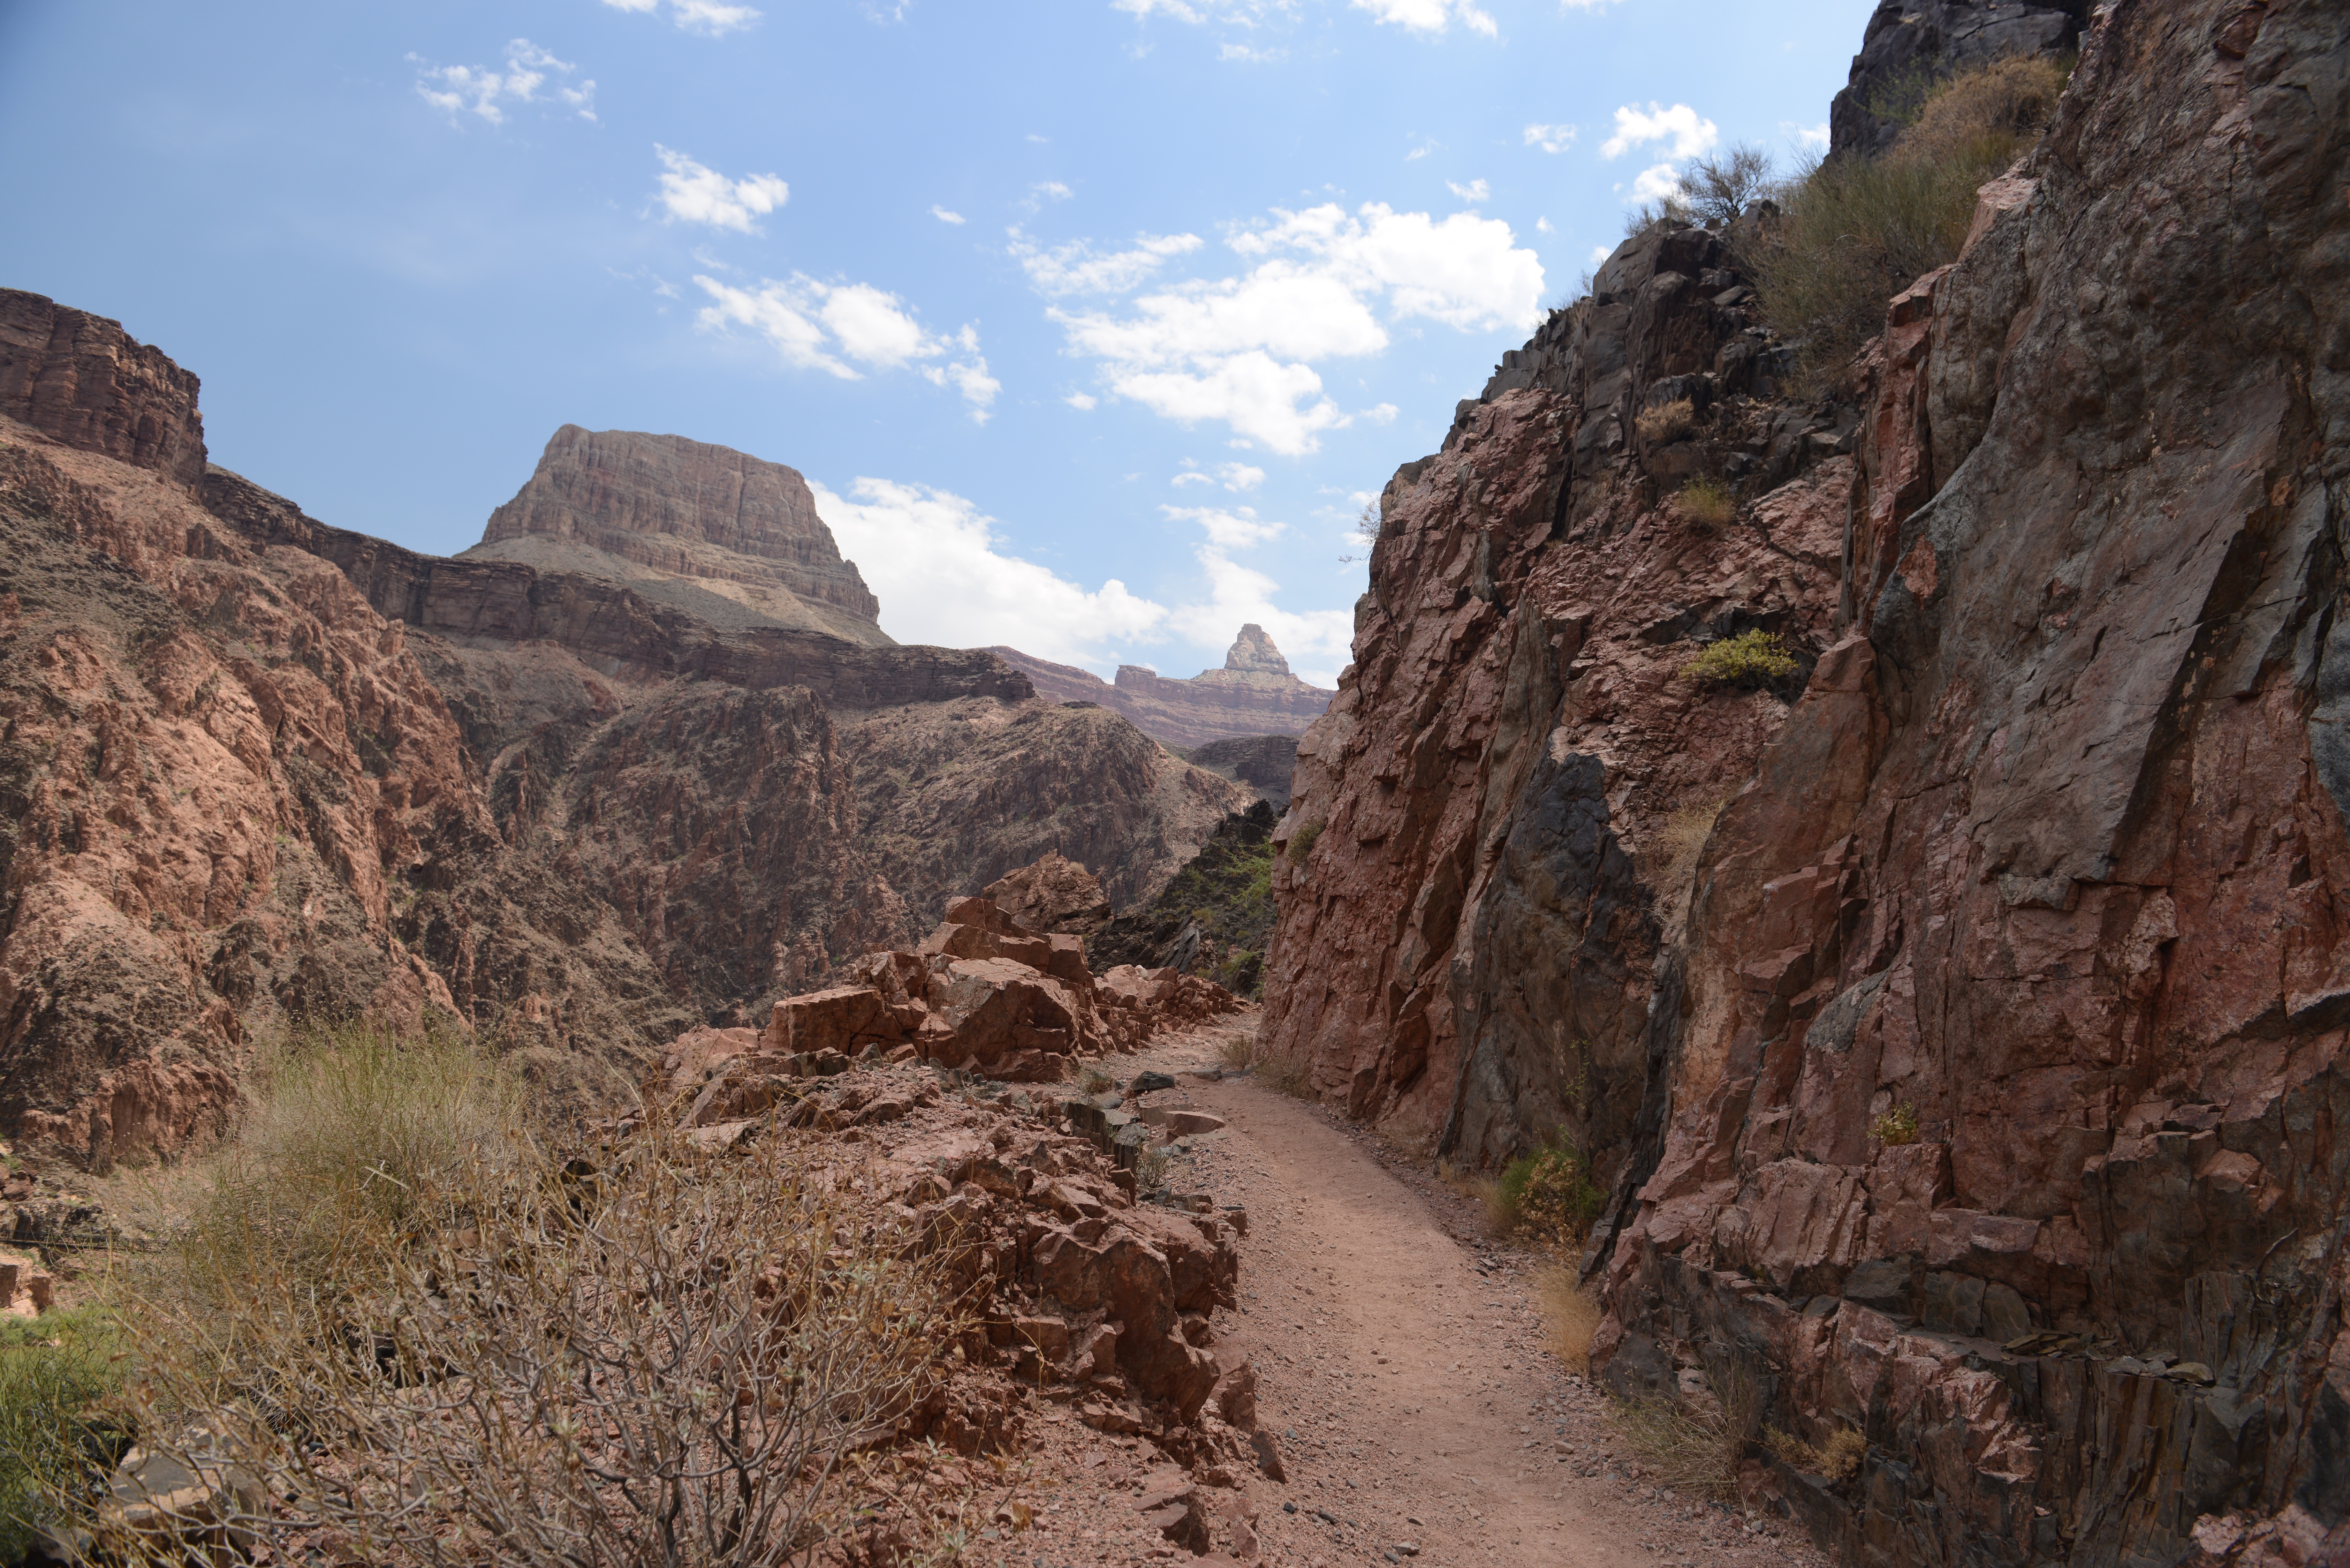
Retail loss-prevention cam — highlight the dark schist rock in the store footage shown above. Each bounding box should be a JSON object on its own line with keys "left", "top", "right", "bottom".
{"left": 1262, "top": 1, "right": 2350, "bottom": 1563}
{"left": 1183, "top": 734, "right": 1300, "bottom": 812}
{"left": 1828, "top": 0, "right": 2083, "bottom": 160}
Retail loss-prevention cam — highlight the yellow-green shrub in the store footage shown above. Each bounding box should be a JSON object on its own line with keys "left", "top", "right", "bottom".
{"left": 1679, "top": 630, "right": 1798, "bottom": 688}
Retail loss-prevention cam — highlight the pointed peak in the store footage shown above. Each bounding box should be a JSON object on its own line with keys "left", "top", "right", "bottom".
{"left": 1224, "top": 623, "right": 1291, "bottom": 677}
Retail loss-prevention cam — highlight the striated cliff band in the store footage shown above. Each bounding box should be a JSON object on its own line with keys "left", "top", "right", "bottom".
{"left": 0, "top": 295, "right": 1248, "bottom": 1165}
{"left": 995, "top": 623, "right": 1334, "bottom": 749}
{"left": 1258, "top": 2, "right": 2349, "bottom": 1564}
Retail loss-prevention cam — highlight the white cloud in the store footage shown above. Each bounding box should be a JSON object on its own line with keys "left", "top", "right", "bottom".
{"left": 932, "top": 205, "right": 967, "bottom": 224}
{"left": 1065, "top": 391, "right": 1099, "bottom": 410}
{"left": 693, "top": 275, "right": 999, "bottom": 419}
{"left": 1010, "top": 228, "right": 1204, "bottom": 296}
{"left": 1219, "top": 41, "right": 1285, "bottom": 61}
{"left": 1112, "top": 0, "right": 1300, "bottom": 21}
{"left": 1164, "top": 503, "right": 1283, "bottom": 549}
{"left": 1350, "top": 0, "right": 1497, "bottom": 35}
{"left": 1600, "top": 102, "right": 1719, "bottom": 161}
{"left": 1628, "top": 162, "right": 1685, "bottom": 204}
{"left": 604, "top": 0, "right": 763, "bottom": 35}
{"left": 1523, "top": 122, "right": 1577, "bottom": 154}
{"left": 1170, "top": 538, "right": 1354, "bottom": 681}
{"left": 653, "top": 146, "right": 789, "bottom": 233}
{"left": 1446, "top": 177, "right": 1490, "bottom": 204}
{"left": 1589, "top": 243, "right": 1612, "bottom": 265}
{"left": 1041, "top": 200, "right": 1542, "bottom": 454}
{"left": 1023, "top": 180, "right": 1075, "bottom": 211}
{"left": 811, "top": 479, "right": 1167, "bottom": 662}
{"left": 1786, "top": 120, "right": 1831, "bottom": 151}
{"left": 1172, "top": 462, "right": 1264, "bottom": 491}
{"left": 1535, "top": 216, "right": 1553, "bottom": 234}
{"left": 412, "top": 39, "right": 595, "bottom": 126}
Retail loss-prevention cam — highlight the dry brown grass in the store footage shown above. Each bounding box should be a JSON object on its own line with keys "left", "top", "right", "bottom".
{"left": 1613, "top": 1360, "right": 1761, "bottom": 1505}
{"left": 1634, "top": 398, "right": 1695, "bottom": 445}
{"left": 1767, "top": 1423, "right": 1867, "bottom": 1482}
{"left": 51, "top": 1031, "right": 970, "bottom": 1567}
{"left": 1435, "top": 1159, "right": 1510, "bottom": 1233}
{"left": 1257, "top": 1049, "right": 1316, "bottom": 1100}
{"left": 1217, "top": 1033, "right": 1255, "bottom": 1072}
{"left": 1673, "top": 478, "right": 1736, "bottom": 531}
{"left": 1536, "top": 1264, "right": 1603, "bottom": 1376}
{"left": 1649, "top": 797, "right": 1727, "bottom": 894}
{"left": 1755, "top": 55, "right": 2069, "bottom": 385}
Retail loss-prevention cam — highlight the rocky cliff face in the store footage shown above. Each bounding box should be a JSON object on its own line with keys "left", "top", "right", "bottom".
{"left": 0, "top": 287, "right": 1249, "bottom": 1166}
{"left": 1828, "top": 0, "right": 2085, "bottom": 159}
{"left": 993, "top": 625, "right": 1334, "bottom": 748}
{"left": 476, "top": 425, "right": 888, "bottom": 645}
{"left": 1261, "top": 2, "right": 2350, "bottom": 1562}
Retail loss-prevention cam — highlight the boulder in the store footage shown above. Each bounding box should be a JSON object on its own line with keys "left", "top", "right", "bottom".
{"left": 761, "top": 986, "right": 908, "bottom": 1057}
{"left": 984, "top": 851, "right": 1115, "bottom": 938}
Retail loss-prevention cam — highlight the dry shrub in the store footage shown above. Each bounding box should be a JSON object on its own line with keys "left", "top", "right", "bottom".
{"left": 1754, "top": 54, "right": 2068, "bottom": 384}
{"left": 1673, "top": 478, "right": 1736, "bottom": 531}
{"left": 1767, "top": 1423, "right": 1867, "bottom": 1482}
{"left": 1536, "top": 1265, "right": 1603, "bottom": 1376}
{"left": 1434, "top": 1160, "right": 1508, "bottom": 1233}
{"left": 1635, "top": 398, "right": 1695, "bottom": 445}
{"left": 1614, "top": 1360, "right": 1760, "bottom": 1505}
{"left": 1257, "top": 1050, "right": 1315, "bottom": 1101}
{"left": 1649, "top": 798, "right": 1727, "bottom": 894}
{"left": 1216, "top": 1034, "right": 1255, "bottom": 1072}
{"left": 1871, "top": 1101, "right": 1921, "bottom": 1146}
{"left": 68, "top": 1033, "right": 967, "bottom": 1567}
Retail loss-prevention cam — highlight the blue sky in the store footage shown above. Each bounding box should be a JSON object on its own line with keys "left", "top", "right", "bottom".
{"left": 0, "top": 0, "right": 1864, "bottom": 685}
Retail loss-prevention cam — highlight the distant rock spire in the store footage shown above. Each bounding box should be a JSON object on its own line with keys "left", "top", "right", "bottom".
{"left": 1223, "top": 623, "right": 1292, "bottom": 677}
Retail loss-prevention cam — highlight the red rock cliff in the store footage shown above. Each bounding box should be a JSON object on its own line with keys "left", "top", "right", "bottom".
{"left": 1259, "top": 2, "right": 2350, "bottom": 1561}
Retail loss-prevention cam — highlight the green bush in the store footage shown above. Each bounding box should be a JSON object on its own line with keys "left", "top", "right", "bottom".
{"left": 1754, "top": 55, "right": 2068, "bottom": 384}
{"left": 1679, "top": 630, "right": 1798, "bottom": 688}
{"left": 1497, "top": 1134, "right": 1607, "bottom": 1251}
{"left": 0, "top": 1309, "right": 126, "bottom": 1562}
{"left": 1285, "top": 819, "right": 1324, "bottom": 865}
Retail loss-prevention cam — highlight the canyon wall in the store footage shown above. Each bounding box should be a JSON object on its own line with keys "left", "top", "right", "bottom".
{"left": 0, "top": 290, "right": 1247, "bottom": 1166}
{"left": 1261, "top": 2, "right": 2350, "bottom": 1562}
{"left": 994, "top": 624, "right": 1333, "bottom": 748}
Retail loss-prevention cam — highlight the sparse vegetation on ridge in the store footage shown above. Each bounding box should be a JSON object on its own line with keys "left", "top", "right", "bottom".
{"left": 1679, "top": 630, "right": 1798, "bottom": 688}
{"left": 1673, "top": 477, "right": 1736, "bottom": 531}
{"left": 1634, "top": 398, "right": 1696, "bottom": 446}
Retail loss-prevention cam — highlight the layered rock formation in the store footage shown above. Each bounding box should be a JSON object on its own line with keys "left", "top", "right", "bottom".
{"left": 1181, "top": 734, "right": 1300, "bottom": 812}
{"left": 1260, "top": 1, "right": 2350, "bottom": 1561}
{"left": 0, "top": 288, "right": 1248, "bottom": 1165}
{"left": 992, "top": 625, "right": 1333, "bottom": 748}
{"left": 474, "top": 424, "right": 888, "bottom": 645}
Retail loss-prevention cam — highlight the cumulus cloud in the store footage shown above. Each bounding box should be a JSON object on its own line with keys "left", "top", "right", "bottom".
{"left": 811, "top": 479, "right": 1166, "bottom": 662}
{"left": 931, "top": 205, "right": 967, "bottom": 224}
{"left": 1065, "top": 391, "right": 1099, "bottom": 410}
{"left": 1172, "top": 462, "right": 1265, "bottom": 491}
{"left": 1523, "top": 122, "right": 1576, "bottom": 154}
{"left": 412, "top": 39, "right": 595, "bottom": 125}
{"left": 1164, "top": 503, "right": 1283, "bottom": 548}
{"left": 1628, "top": 162, "right": 1685, "bottom": 204}
{"left": 1446, "top": 177, "right": 1490, "bottom": 204}
{"left": 1112, "top": 0, "right": 1300, "bottom": 22}
{"left": 1600, "top": 102, "right": 1719, "bottom": 161}
{"left": 1010, "top": 229, "right": 1204, "bottom": 296}
{"left": 693, "top": 275, "right": 999, "bottom": 419}
{"left": 1041, "top": 200, "right": 1543, "bottom": 454}
{"left": 1535, "top": 216, "right": 1553, "bottom": 234}
{"left": 603, "top": 0, "right": 763, "bottom": 35}
{"left": 1169, "top": 541, "right": 1354, "bottom": 681}
{"left": 1350, "top": 0, "right": 1496, "bottom": 35}
{"left": 1020, "top": 180, "right": 1075, "bottom": 212}
{"left": 653, "top": 146, "right": 789, "bottom": 233}
{"left": 1786, "top": 120, "right": 1831, "bottom": 151}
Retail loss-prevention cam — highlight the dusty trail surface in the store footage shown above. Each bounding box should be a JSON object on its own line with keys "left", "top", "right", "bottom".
{"left": 1019, "top": 1029, "right": 1822, "bottom": 1568}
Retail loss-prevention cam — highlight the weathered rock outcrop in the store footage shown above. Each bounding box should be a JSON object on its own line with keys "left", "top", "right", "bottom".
{"left": 1182, "top": 734, "right": 1300, "bottom": 811}
{"left": 477, "top": 424, "right": 888, "bottom": 644}
{"left": 993, "top": 625, "right": 1334, "bottom": 748}
{"left": 1261, "top": 2, "right": 2350, "bottom": 1562}
{"left": 0, "top": 288, "right": 1251, "bottom": 1163}
{"left": 1828, "top": 0, "right": 2084, "bottom": 160}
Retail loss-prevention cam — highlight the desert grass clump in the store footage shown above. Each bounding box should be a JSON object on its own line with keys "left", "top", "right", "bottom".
{"left": 1634, "top": 398, "right": 1696, "bottom": 446}
{"left": 1754, "top": 55, "right": 2069, "bottom": 385}
{"left": 1614, "top": 1360, "right": 1761, "bottom": 1505}
{"left": 1216, "top": 1034, "right": 1255, "bottom": 1072}
{"left": 1284, "top": 819, "right": 1325, "bottom": 865}
{"left": 1536, "top": 1264, "right": 1603, "bottom": 1377}
{"left": 0, "top": 1309, "right": 127, "bottom": 1561}
{"left": 1258, "top": 1050, "right": 1315, "bottom": 1101}
{"left": 1679, "top": 630, "right": 1798, "bottom": 689}
{"left": 66, "top": 1029, "right": 970, "bottom": 1568}
{"left": 1673, "top": 478, "right": 1737, "bottom": 531}
{"left": 1497, "top": 1134, "right": 1607, "bottom": 1251}
{"left": 1767, "top": 1423, "right": 1868, "bottom": 1482}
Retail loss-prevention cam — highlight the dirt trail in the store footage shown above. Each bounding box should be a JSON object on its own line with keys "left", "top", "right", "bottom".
{"left": 1019, "top": 1027, "right": 1821, "bottom": 1568}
